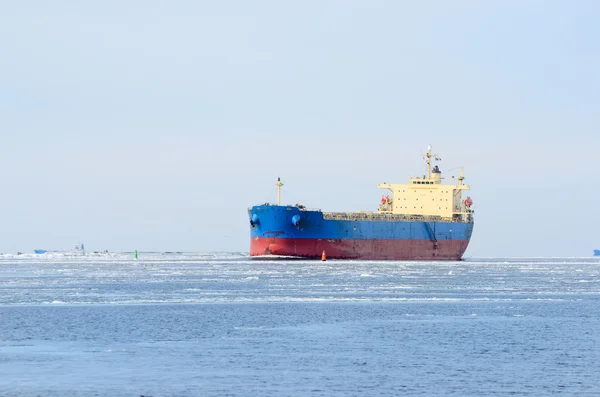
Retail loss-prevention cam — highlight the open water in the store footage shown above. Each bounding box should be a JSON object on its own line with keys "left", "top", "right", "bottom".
{"left": 1, "top": 253, "right": 600, "bottom": 396}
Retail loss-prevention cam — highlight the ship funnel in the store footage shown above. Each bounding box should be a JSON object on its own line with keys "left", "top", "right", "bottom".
{"left": 431, "top": 165, "right": 442, "bottom": 183}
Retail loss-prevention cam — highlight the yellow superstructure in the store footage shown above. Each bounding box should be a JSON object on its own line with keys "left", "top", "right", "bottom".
{"left": 378, "top": 146, "right": 473, "bottom": 221}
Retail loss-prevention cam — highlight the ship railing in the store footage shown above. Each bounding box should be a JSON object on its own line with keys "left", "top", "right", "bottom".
{"left": 322, "top": 212, "right": 466, "bottom": 223}
{"left": 247, "top": 204, "right": 321, "bottom": 211}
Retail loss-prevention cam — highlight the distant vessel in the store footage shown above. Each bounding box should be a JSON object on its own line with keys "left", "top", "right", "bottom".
{"left": 248, "top": 146, "right": 474, "bottom": 260}
{"left": 594, "top": 250, "right": 600, "bottom": 256}
{"left": 33, "top": 243, "right": 85, "bottom": 255}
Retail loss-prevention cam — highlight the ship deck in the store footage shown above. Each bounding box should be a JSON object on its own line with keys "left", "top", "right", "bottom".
{"left": 321, "top": 211, "right": 472, "bottom": 223}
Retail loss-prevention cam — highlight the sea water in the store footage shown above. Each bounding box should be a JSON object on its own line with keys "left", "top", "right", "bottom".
{"left": 1, "top": 253, "right": 600, "bottom": 396}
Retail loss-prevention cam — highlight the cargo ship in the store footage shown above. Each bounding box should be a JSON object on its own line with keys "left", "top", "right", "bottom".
{"left": 248, "top": 146, "right": 474, "bottom": 260}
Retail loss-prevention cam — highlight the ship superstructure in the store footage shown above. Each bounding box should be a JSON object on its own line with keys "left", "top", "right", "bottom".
{"left": 377, "top": 146, "right": 473, "bottom": 222}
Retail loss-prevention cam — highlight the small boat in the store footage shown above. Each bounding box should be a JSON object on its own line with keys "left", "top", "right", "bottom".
{"left": 594, "top": 250, "right": 600, "bottom": 256}
{"left": 32, "top": 243, "right": 84, "bottom": 255}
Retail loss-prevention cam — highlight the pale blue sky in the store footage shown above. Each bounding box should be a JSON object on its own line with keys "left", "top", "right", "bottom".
{"left": 1, "top": 1, "right": 598, "bottom": 256}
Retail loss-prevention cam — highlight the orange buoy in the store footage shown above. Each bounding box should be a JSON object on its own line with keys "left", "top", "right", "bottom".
{"left": 321, "top": 250, "right": 326, "bottom": 261}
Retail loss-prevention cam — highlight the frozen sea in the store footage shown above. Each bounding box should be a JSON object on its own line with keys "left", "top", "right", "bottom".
{"left": 1, "top": 253, "right": 600, "bottom": 396}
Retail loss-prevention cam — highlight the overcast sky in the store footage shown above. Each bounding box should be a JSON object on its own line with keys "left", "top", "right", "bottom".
{"left": 1, "top": 1, "right": 598, "bottom": 257}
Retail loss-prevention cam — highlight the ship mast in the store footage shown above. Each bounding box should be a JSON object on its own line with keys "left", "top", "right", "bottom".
{"left": 275, "top": 177, "right": 284, "bottom": 205}
{"left": 424, "top": 145, "right": 441, "bottom": 179}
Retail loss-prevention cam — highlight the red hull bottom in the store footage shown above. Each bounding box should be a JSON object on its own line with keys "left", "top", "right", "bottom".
{"left": 250, "top": 238, "right": 469, "bottom": 261}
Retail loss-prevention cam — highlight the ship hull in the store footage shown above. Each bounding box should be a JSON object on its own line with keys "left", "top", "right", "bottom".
{"left": 249, "top": 205, "right": 473, "bottom": 261}
{"left": 251, "top": 237, "right": 469, "bottom": 260}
